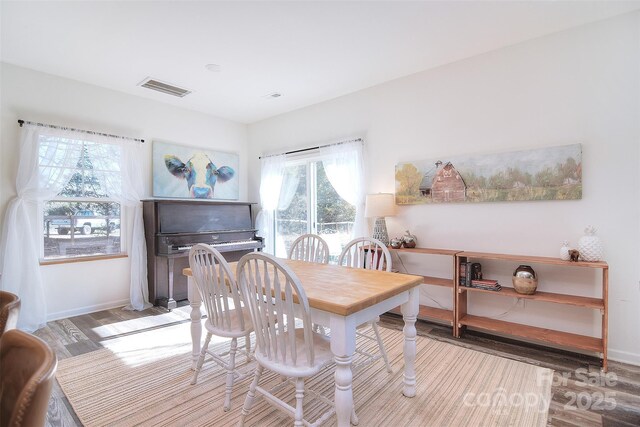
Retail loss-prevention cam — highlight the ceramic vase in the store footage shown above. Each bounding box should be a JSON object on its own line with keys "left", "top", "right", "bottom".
{"left": 402, "top": 230, "right": 417, "bottom": 248}
{"left": 389, "top": 238, "right": 403, "bottom": 249}
{"left": 560, "top": 241, "right": 571, "bottom": 261}
{"left": 512, "top": 265, "right": 538, "bottom": 295}
{"left": 578, "top": 226, "right": 603, "bottom": 262}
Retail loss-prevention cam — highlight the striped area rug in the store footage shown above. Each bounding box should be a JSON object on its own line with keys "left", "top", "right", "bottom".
{"left": 57, "top": 323, "right": 551, "bottom": 426}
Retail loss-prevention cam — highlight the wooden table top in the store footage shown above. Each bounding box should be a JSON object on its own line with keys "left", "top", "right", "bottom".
{"left": 183, "top": 259, "right": 423, "bottom": 316}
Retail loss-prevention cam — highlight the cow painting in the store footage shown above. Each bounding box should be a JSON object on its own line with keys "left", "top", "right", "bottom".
{"left": 164, "top": 153, "right": 235, "bottom": 199}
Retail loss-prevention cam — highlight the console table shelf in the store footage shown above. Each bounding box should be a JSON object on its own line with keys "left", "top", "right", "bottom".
{"left": 419, "top": 275, "right": 454, "bottom": 288}
{"left": 458, "top": 286, "right": 604, "bottom": 309}
{"left": 459, "top": 251, "right": 607, "bottom": 269}
{"left": 455, "top": 251, "right": 608, "bottom": 371}
{"left": 389, "top": 247, "right": 460, "bottom": 328}
{"left": 388, "top": 305, "right": 454, "bottom": 324}
{"left": 391, "top": 247, "right": 460, "bottom": 256}
{"left": 419, "top": 306, "right": 454, "bottom": 323}
{"left": 458, "top": 315, "right": 603, "bottom": 353}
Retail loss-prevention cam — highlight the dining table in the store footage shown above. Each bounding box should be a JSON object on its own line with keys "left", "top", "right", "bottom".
{"left": 183, "top": 258, "right": 422, "bottom": 427}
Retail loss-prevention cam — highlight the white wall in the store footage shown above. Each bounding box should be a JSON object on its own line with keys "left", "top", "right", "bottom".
{"left": 248, "top": 13, "right": 640, "bottom": 364}
{"left": 0, "top": 63, "right": 248, "bottom": 320}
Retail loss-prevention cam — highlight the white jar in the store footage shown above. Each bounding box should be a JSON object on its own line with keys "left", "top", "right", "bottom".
{"left": 578, "top": 226, "right": 604, "bottom": 262}
{"left": 560, "top": 240, "right": 571, "bottom": 261}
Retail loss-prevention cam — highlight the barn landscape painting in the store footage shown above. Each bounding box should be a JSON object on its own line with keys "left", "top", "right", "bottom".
{"left": 153, "top": 141, "right": 239, "bottom": 200}
{"left": 395, "top": 143, "right": 582, "bottom": 205}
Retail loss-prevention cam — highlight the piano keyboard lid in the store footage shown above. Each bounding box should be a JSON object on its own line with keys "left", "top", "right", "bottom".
{"left": 158, "top": 229, "right": 258, "bottom": 236}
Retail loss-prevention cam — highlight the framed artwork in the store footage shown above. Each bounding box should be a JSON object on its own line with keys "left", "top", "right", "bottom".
{"left": 395, "top": 143, "right": 582, "bottom": 205}
{"left": 153, "top": 141, "right": 239, "bottom": 200}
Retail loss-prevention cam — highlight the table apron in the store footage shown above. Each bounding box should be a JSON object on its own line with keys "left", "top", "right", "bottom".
{"left": 310, "top": 291, "right": 411, "bottom": 328}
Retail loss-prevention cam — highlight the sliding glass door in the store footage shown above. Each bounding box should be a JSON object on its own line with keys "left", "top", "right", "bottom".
{"left": 274, "top": 163, "right": 308, "bottom": 257}
{"left": 275, "top": 160, "right": 355, "bottom": 262}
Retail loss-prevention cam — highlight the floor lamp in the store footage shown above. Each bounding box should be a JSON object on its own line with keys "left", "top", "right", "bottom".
{"left": 365, "top": 193, "right": 396, "bottom": 246}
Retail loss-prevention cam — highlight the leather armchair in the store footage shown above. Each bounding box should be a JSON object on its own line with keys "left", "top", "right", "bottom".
{"left": 0, "top": 291, "right": 20, "bottom": 338}
{"left": 0, "top": 329, "right": 57, "bottom": 427}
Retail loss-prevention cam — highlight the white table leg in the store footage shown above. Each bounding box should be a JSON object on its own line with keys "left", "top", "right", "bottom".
{"left": 187, "top": 276, "right": 203, "bottom": 370}
{"left": 330, "top": 314, "right": 357, "bottom": 427}
{"left": 401, "top": 287, "right": 419, "bottom": 398}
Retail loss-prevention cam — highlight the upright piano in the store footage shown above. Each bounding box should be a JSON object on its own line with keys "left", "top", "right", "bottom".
{"left": 143, "top": 199, "right": 263, "bottom": 308}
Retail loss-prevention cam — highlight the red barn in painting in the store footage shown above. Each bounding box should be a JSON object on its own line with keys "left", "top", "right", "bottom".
{"left": 431, "top": 162, "right": 466, "bottom": 202}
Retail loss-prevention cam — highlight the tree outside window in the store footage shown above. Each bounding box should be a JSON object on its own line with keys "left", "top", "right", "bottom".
{"left": 275, "top": 161, "right": 355, "bottom": 262}
{"left": 43, "top": 143, "right": 122, "bottom": 260}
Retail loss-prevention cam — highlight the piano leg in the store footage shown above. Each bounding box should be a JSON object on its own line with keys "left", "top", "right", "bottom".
{"left": 165, "top": 258, "right": 177, "bottom": 310}
{"left": 187, "top": 276, "right": 203, "bottom": 370}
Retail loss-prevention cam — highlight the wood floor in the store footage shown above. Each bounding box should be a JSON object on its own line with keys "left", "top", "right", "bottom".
{"left": 36, "top": 306, "right": 640, "bottom": 427}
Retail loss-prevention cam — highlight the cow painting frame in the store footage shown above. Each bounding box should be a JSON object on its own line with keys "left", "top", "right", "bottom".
{"left": 152, "top": 141, "right": 240, "bottom": 200}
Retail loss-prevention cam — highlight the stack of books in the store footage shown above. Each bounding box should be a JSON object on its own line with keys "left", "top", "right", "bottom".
{"left": 459, "top": 262, "right": 501, "bottom": 291}
{"left": 467, "top": 279, "right": 502, "bottom": 291}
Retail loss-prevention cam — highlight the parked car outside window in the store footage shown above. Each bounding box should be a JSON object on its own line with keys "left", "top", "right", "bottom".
{"left": 50, "top": 210, "right": 120, "bottom": 235}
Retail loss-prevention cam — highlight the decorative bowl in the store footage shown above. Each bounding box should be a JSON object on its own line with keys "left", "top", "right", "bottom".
{"left": 402, "top": 230, "right": 417, "bottom": 248}
{"left": 389, "top": 238, "right": 403, "bottom": 249}
{"left": 402, "top": 239, "right": 416, "bottom": 249}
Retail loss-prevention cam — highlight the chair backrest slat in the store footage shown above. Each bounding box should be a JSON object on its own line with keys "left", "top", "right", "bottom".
{"left": 288, "top": 234, "right": 330, "bottom": 264}
{"left": 272, "top": 267, "right": 287, "bottom": 362}
{"left": 189, "top": 244, "right": 248, "bottom": 333}
{"left": 238, "top": 253, "right": 314, "bottom": 368}
{"left": 338, "top": 237, "right": 392, "bottom": 272}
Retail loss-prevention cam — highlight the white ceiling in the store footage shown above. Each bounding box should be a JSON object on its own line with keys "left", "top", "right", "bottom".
{"left": 2, "top": 1, "right": 639, "bottom": 124}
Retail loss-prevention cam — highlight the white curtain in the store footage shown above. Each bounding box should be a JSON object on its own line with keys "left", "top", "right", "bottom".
{"left": 0, "top": 126, "right": 82, "bottom": 331}
{"left": 320, "top": 140, "right": 366, "bottom": 238}
{"left": 120, "top": 140, "right": 151, "bottom": 311}
{"left": 0, "top": 124, "right": 149, "bottom": 331}
{"left": 256, "top": 154, "right": 286, "bottom": 254}
{"left": 277, "top": 167, "right": 300, "bottom": 211}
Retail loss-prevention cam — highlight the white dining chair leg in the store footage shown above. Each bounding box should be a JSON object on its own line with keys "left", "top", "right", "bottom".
{"left": 294, "top": 378, "right": 305, "bottom": 427}
{"left": 371, "top": 322, "right": 392, "bottom": 373}
{"left": 191, "top": 332, "right": 212, "bottom": 385}
{"left": 240, "top": 365, "right": 263, "bottom": 426}
{"left": 245, "top": 334, "right": 252, "bottom": 360}
{"left": 224, "top": 337, "right": 238, "bottom": 411}
{"left": 351, "top": 408, "right": 359, "bottom": 426}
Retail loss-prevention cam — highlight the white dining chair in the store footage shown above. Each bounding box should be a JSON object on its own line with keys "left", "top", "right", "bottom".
{"left": 288, "top": 233, "right": 330, "bottom": 335}
{"left": 338, "top": 237, "right": 393, "bottom": 373}
{"left": 288, "top": 233, "right": 330, "bottom": 264}
{"left": 237, "top": 252, "right": 356, "bottom": 427}
{"left": 188, "top": 244, "right": 254, "bottom": 411}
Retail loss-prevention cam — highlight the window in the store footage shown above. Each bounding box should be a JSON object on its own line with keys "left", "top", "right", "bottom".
{"left": 274, "top": 159, "right": 355, "bottom": 262}
{"left": 41, "top": 138, "right": 123, "bottom": 260}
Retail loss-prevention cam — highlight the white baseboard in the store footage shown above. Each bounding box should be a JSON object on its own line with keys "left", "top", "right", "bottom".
{"left": 47, "top": 299, "right": 130, "bottom": 322}
{"left": 608, "top": 348, "right": 640, "bottom": 367}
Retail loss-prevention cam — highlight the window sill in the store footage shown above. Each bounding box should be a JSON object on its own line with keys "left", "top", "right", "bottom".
{"left": 40, "top": 253, "right": 128, "bottom": 266}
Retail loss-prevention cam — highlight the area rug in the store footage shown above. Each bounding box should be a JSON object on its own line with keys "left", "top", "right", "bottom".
{"left": 57, "top": 323, "right": 551, "bottom": 426}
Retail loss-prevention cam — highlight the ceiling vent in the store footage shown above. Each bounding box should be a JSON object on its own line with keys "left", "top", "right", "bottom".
{"left": 138, "top": 77, "right": 191, "bottom": 97}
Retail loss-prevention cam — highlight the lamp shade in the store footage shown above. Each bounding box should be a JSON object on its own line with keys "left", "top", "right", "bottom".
{"left": 364, "top": 193, "right": 396, "bottom": 218}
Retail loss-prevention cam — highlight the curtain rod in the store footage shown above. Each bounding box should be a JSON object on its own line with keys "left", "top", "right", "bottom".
{"left": 18, "top": 120, "right": 145, "bottom": 143}
{"left": 258, "top": 138, "right": 362, "bottom": 159}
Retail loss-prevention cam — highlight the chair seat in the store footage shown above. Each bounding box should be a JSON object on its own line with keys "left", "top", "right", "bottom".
{"left": 255, "top": 328, "right": 333, "bottom": 378}
{"left": 204, "top": 307, "right": 253, "bottom": 338}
